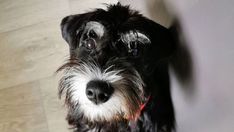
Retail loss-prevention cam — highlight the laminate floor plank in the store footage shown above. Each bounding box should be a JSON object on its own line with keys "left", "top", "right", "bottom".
{"left": 0, "top": 20, "right": 68, "bottom": 89}
{"left": 0, "top": 0, "right": 70, "bottom": 33}
{"left": 39, "top": 76, "right": 71, "bottom": 132}
{"left": 0, "top": 82, "right": 49, "bottom": 132}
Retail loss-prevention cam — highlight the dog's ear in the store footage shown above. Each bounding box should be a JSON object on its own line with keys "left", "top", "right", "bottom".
{"left": 122, "top": 17, "right": 177, "bottom": 61}
{"left": 60, "top": 14, "right": 86, "bottom": 50}
{"left": 60, "top": 9, "right": 106, "bottom": 50}
{"left": 154, "top": 26, "right": 177, "bottom": 59}
{"left": 61, "top": 15, "right": 74, "bottom": 47}
{"left": 144, "top": 22, "right": 177, "bottom": 62}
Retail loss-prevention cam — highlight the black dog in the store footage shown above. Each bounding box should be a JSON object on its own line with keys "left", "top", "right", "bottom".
{"left": 58, "top": 3, "right": 176, "bottom": 132}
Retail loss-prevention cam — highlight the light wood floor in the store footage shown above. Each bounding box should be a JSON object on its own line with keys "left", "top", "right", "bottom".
{"left": 0, "top": 0, "right": 117, "bottom": 132}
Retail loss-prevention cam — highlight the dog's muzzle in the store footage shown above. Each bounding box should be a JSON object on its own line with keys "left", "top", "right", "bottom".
{"left": 58, "top": 59, "right": 146, "bottom": 122}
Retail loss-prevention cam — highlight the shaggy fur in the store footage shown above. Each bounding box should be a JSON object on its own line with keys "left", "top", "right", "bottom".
{"left": 58, "top": 3, "right": 176, "bottom": 132}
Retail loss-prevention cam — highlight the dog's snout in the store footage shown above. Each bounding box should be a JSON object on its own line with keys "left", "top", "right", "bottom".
{"left": 86, "top": 80, "right": 114, "bottom": 105}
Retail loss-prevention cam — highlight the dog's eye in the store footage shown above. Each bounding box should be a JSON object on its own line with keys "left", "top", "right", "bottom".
{"left": 131, "top": 49, "right": 138, "bottom": 56}
{"left": 88, "top": 30, "right": 97, "bottom": 38}
{"left": 128, "top": 41, "right": 140, "bottom": 57}
{"left": 129, "top": 41, "right": 137, "bottom": 49}
{"left": 86, "top": 39, "right": 96, "bottom": 50}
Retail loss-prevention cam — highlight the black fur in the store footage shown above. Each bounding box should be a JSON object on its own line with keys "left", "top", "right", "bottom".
{"left": 59, "top": 3, "right": 176, "bottom": 132}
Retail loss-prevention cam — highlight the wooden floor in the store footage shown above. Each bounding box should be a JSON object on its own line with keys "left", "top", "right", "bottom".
{"left": 0, "top": 0, "right": 117, "bottom": 132}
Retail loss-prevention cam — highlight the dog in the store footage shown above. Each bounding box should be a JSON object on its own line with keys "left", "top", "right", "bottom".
{"left": 58, "top": 3, "right": 176, "bottom": 132}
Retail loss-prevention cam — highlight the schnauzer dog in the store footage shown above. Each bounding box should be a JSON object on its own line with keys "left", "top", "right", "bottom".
{"left": 58, "top": 3, "right": 176, "bottom": 132}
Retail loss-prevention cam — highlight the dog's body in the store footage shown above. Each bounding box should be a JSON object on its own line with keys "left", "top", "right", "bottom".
{"left": 58, "top": 4, "right": 176, "bottom": 132}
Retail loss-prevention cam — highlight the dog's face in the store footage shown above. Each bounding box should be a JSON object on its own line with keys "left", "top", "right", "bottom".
{"left": 58, "top": 4, "right": 174, "bottom": 129}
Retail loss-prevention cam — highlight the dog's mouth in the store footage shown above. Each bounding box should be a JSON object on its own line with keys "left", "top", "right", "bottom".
{"left": 57, "top": 58, "right": 147, "bottom": 123}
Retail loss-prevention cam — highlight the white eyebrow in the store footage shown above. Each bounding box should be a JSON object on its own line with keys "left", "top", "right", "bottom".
{"left": 120, "top": 31, "right": 151, "bottom": 44}
{"left": 85, "top": 21, "right": 105, "bottom": 38}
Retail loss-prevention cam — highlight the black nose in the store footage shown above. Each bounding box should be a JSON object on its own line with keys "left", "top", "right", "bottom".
{"left": 86, "top": 80, "right": 114, "bottom": 105}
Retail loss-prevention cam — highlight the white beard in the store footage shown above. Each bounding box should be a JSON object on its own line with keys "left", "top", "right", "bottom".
{"left": 61, "top": 62, "right": 130, "bottom": 121}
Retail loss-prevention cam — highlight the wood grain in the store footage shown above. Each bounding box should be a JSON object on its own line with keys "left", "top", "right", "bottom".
{"left": 0, "top": 82, "right": 48, "bottom": 132}
{"left": 0, "top": 0, "right": 70, "bottom": 33}
{"left": 0, "top": 20, "right": 69, "bottom": 89}
{"left": 39, "top": 77, "right": 71, "bottom": 132}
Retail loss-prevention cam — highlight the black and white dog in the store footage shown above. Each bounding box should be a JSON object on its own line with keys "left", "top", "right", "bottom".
{"left": 58, "top": 3, "right": 176, "bottom": 132}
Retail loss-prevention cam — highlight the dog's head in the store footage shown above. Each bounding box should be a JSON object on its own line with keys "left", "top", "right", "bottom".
{"left": 58, "top": 3, "right": 175, "bottom": 129}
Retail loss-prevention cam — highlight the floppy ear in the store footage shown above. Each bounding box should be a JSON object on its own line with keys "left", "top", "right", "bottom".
{"left": 144, "top": 21, "right": 177, "bottom": 61}
{"left": 60, "top": 9, "right": 106, "bottom": 50}
{"left": 153, "top": 25, "right": 177, "bottom": 60}
{"left": 60, "top": 14, "right": 86, "bottom": 50}
{"left": 61, "top": 15, "right": 74, "bottom": 46}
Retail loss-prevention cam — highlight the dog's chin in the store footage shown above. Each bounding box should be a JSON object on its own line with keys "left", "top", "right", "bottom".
{"left": 65, "top": 100, "right": 141, "bottom": 131}
{"left": 67, "top": 110, "right": 132, "bottom": 131}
